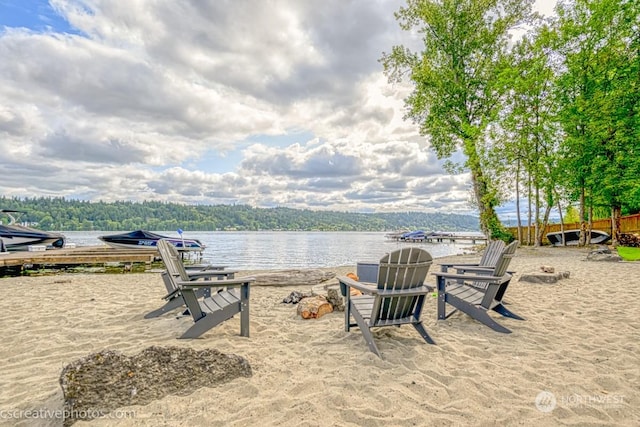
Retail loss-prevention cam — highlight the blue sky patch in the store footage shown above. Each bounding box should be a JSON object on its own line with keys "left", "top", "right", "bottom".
{"left": 189, "top": 148, "right": 245, "bottom": 174}
{"left": 246, "top": 130, "right": 316, "bottom": 148}
{"left": 0, "top": 0, "right": 83, "bottom": 35}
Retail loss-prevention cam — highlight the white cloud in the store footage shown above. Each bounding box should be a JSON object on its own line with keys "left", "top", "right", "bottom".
{"left": 0, "top": 0, "right": 501, "bottom": 215}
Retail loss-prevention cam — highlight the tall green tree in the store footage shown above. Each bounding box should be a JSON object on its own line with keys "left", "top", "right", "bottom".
{"left": 554, "top": 0, "right": 640, "bottom": 244}
{"left": 492, "top": 27, "right": 561, "bottom": 245}
{"left": 381, "top": 0, "right": 534, "bottom": 239}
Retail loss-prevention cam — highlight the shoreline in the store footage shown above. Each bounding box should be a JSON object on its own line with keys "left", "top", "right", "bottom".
{"left": 0, "top": 245, "right": 637, "bottom": 426}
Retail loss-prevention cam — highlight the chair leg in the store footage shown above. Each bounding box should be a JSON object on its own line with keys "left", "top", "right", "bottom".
{"left": 144, "top": 296, "right": 184, "bottom": 319}
{"left": 437, "top": 276, "right": 448, "bottom": 320}
{"left": 239, "top": 283, "right": 250, "bottom": 337}
{"left": 345, "top": 294, "right": 351, "bottom": 332}
{"left": 413, "top": 322, "right": 436, "bottom": 345}
{"left": 492, "top": 304, "right": 525, "bottom": 321}
{"left": 179, "top": 302, "right": 241, "bottom": 339}
{"left": 349, "top": 302, "right": 381, "bottom": 358}
{"left": 448, "top": 297, "right": 512, "bottom": 334}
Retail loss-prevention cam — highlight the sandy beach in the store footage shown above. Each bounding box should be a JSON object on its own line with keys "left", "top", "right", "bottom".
{"left": 0, "top": 245, "right": 638, "bottom": 426}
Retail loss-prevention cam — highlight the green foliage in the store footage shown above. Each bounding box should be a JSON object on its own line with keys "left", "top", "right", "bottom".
{"left": 553, "top": 0, "right": 640, "bottom": 215}
{"left": 381, "top": 0, "right": 534, "bottom": 237}
{"left": 0, "top": 196, "right": 480, "bottom": 232}
{"left": 564, "top": 205, "right": 580, "bottom": 223}
{"left": 483, "top": 211, "right": 514, "bottom": 243}
{"left": 616, "top": 247, "right": 640, "bottom": 261}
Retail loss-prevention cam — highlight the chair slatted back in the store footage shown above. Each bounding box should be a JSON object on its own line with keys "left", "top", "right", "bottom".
{"left": 375, "top": 247, "right": 432, "bottom": 321}
{"left": 480, "top": 240, "right": 506, "bottom": 268}
{"left": 157, "top": 239, "right": 191, "bottom": 282}
{"left": 492, "top": 240, "right": 518, "bottom": 277}
{"left": 468, "top": 240, "right": 518, "bottom": 291}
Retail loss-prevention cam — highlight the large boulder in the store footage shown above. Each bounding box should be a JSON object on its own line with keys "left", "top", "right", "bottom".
{"left": 59, "top": 346, "right": 251, "bottom": 426}
{"left": 519, "top": 271, "right": 570, "bottom": 284}
{"left": 586, "top": 248, "right": 622, "bottom": 262}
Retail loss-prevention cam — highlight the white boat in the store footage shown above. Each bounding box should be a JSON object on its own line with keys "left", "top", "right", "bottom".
{"left": 0, "top": 210, "right": 66, "bottom": 252}
{"left": 546, "top": 229, "right": 610, "bottom": 246}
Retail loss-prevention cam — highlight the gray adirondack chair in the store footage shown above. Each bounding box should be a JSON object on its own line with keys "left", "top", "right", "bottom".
{"left": 432, "top": 240, "right": 523, "bottom": 334}
{"left": 439, "top": 239, "right": 506, "bottom": 275}
{"left": 155, "top": 239, "right": 254, "bottom": 339}
{"left": 337, "top": 247, "right": 435, "bottom": 358}
{"left": 144, "top": 239, "right": 238, "bottom": 318}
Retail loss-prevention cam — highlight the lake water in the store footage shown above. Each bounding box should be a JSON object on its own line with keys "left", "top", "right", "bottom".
{"left": 62, "top": 231, "right": 481, "bottom": 270}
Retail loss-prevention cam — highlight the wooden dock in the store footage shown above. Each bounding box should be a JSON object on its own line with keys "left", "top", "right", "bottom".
{"left": 386, "top": 232, "right": 487, "bottom": 245}
{"left": 422, "top": 234, "right": 487, "bottom": 244}
{"left": 0, "top": 246, "right": 160, "bottom": 276}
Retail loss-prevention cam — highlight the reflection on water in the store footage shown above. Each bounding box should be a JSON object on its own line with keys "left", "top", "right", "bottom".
{"left": 62, "top": 231, "right": 478, "bottom": 270}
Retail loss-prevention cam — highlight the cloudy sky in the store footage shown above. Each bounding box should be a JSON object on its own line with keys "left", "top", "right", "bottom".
{"left": 0, "top": 0, "right": 556, "bottom": 216}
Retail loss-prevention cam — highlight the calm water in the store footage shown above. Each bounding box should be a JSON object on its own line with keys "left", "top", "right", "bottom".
{"left": 62, "top": 231, "right": 480, "bottom": 270}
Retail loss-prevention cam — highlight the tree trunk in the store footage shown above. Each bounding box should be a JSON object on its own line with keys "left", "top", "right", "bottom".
{"left": 534, "top": 182, "right": 540, "bottom": 247}
{"left": 516, "top": 159, "right": 522, "bottom": 242}
{"left": 578, "top": 186, "right": 586, "bottom": 246}
{"left": 537, "top": 201, "right": 552, "bottom": 245}
{"left": 466, "top": 142, "right": 503, "bottom": 239}
{"left": 611, "top": 205, "right": 621, "bottom": 246}
{"left": 587, "top": 203, "right": 593, "bottom": 245}
{"left": 556, "top": 196, "right": 565, "bottom": 246}
{"left": 527, "top": 173, "right": 533, "bottom": 245}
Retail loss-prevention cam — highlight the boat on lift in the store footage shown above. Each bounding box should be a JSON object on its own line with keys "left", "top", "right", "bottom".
{"left": 0, "top": 209, "right": 66, "bottom": 252}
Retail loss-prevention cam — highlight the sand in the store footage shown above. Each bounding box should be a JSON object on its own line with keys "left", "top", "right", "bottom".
{"left": 0, "top": 246, "right": 638, "bottom": 426}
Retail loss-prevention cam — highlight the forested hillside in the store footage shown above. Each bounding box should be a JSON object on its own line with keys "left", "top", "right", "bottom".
{"left": 0, "top": 197, "right": 479, "bottom": 232}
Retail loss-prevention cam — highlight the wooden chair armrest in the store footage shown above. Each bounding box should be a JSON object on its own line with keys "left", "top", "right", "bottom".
{"left": 186, "top": 269, "right": 238, "bottom": 280}
{"left": 376, "top": 285, "right": 433, "bottom": 297}
{"left": 432, "top": 272, "right": 511, "bottom": 283}
{"left": 337, "top": 276, "right": 377, "bottom": 294}
{"left": 338, "top": 276, "right": 432, "bottom": 296}
{"left": 452, "top": 267, "right": 516, "bottom": 276}
{"left": 440, "top": 262, "right": 480, "bottom": 269}
{"left": 185, "top": 264, "right": 228, "bottom": 271}
{"left": 177, "top": 277, "right": 255, "bottom": 289}
{"left": 451, "top": 266, "right": 493, "bottom": 274}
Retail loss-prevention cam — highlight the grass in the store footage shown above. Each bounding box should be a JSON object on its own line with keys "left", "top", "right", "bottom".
{"left": 616, "top": 246, "right": 640, "bottom": 261}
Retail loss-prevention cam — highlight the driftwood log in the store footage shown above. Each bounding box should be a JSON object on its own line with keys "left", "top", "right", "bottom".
{"left": 251, "top": 269, "right": 336, "bottom": 286}
{"left": 297, "top": 295, "right": 333, "bottom": 319}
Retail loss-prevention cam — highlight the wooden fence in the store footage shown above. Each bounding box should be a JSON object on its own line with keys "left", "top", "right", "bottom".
{"left": 507, "top": 213, "right": 640, "bottom": 244}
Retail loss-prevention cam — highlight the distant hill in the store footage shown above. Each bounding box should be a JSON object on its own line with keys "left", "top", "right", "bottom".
{"left": 0, "top": 197, "right": 480, "bottom": 232}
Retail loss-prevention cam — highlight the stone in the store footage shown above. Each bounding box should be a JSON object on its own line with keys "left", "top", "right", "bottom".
{"left": 326, "top": 287, "right": 345, "bottom": 312}
{"left": 282, "top": 290, "right": 312, "bottom": 304}
{"left": 540, "top": 265, "right": 555, "bottom": 273}
{"left": 519, "top": 271, "right": 570, "bottom": 284}
{"left": 586, "top": 251, "right": 622, "bottom": 262}
{"left": 59, "top": 346, "right": 251, "bottom": 426}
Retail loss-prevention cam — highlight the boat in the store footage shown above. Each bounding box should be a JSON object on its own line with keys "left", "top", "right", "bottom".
{"left": 546, "top": 229, "right": 610, "bottom": 246}
{"left": 399, "top": 230, "right": 427, "bottom": 241}
{"left": 385, "top": 231, "right": 409, "bottom": 240}
{"left": 0, "top": 209, "right": 66, "bottom": 251}
{"left": 98, "top": 230, "right": 206, "bottom": 251}
{"left": 427, "top": 231, "right": 455, "bottom": 237}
